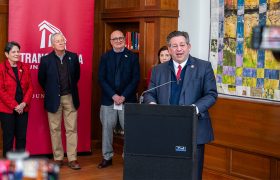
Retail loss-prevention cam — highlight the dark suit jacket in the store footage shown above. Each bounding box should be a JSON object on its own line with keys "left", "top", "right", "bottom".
{"left": 38, "top": 50, "right": 80, "bottom": 113}
{"left": 98, "top": 48, "right": 140, "bottom": 105}
{"left": 144, "top": 55, "right": 218, "bottom": 144}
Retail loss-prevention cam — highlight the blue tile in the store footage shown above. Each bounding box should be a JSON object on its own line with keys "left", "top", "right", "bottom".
{"left": 237, "top": 16, "right": 244, "bottom": 38}
{"left": 216, "top": 74, "right": 222, "bottom": 83}
{"left": 243, "top": 68, "right": 257, "bottom": 77}
{"left": 223, "top": 66, "right": 236, "bottom": 76}
{"left": 259, "top": 13, "right": 266, "bottom": 26}
{"left": 257, "top": 78, "right": 264, "bottom": 88}
{"left": 264, "top": 69, "right": 279, "bottom": 79}
{"left": 259, "top": 0, "right": 266, "bottom": 6}
{"left": 236, "top": 76, "right": 242, "bottom": 86}
{"left": 257, "top": 50, "right": 265, "bottom": 68}
{"left": 238, "top": 0, "right": 244, "bottom": 6}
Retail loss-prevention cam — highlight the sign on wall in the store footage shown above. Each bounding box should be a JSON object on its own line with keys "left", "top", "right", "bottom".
{"left": 9, "top": 0, "right": 94, "bottom": 154}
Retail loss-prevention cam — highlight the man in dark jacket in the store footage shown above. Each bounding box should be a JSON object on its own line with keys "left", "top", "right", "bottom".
{"left": 38, "top": 32, "right": 81, "bottom": 170}
{"left": 98, "top": 30, "right": 140, "bottom": 168}
{"left": 144, "top": 31, "right": 218, "bottom": 180}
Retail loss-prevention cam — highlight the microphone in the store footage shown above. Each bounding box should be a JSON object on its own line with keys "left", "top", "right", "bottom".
{"left": 139, "top": 80, "right": 177, "bottom": 104}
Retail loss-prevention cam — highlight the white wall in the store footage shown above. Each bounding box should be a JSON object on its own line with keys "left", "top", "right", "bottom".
{"left": 178, "top": 0, "right": 210, "bottom": 60}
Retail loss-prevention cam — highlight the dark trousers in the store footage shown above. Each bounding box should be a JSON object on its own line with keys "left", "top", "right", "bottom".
{"left": 196, "top": 144, "right": 205, "bottom": 180}
{"left": 0, "top": 112, "right": 28, "bottom": 158}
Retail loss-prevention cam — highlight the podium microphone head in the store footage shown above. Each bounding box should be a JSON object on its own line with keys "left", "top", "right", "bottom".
{"left": 139, "top": 95, "right": 144, "bottom": 104}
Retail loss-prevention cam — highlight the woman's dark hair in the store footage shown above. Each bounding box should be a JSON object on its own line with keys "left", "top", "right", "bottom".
{"left": 4, "top": 41, "right": 21, "bottom": 53}
{"left": 157, "top": 46, "right": 169, "bottom": 64}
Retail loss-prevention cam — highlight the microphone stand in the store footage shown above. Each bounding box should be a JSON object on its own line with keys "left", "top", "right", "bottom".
{"left": 139, "top": 80, "right": 177, "bottom": 104}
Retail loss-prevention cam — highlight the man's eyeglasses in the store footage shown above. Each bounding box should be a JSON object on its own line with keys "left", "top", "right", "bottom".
{"left": 111, "top": 37, "right": 125, "bottom": 42}
{"left": 169, "top": 42, "right": 189, "bottom": 50}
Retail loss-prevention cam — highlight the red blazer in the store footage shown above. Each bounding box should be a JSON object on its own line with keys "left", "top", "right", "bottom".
{"left": 0, "top": 60, "right": 33, "bottom": 113}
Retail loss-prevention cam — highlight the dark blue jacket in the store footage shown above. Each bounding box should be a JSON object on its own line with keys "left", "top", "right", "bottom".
{"left": 98, "top": 48, "right": 140, "bottom": 105}
{"left": 38, "top": 51, "right": 80, "bottom": 113}
{"left": 144, "top": 56, "right": 218, "bottom": 144}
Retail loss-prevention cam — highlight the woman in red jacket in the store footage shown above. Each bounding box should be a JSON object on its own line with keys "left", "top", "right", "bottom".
{"left": 0, "top": 41, "right": 33, "bottom": 157}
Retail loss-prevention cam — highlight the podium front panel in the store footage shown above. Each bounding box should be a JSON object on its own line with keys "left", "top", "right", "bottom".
{"left": 124, "top": 104, "right": 197, "bottom": 180}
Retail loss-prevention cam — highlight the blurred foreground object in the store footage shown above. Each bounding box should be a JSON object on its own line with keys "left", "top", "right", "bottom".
{"left": 0, "top": 151, "right": 60, "bottom": 180}
{"left": 251, "top": 25, "right": 280, "bottom": 61}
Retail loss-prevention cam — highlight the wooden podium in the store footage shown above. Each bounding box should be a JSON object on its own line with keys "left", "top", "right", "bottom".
{"left": 123, "top": 104, "right": 197, "bottom": 180}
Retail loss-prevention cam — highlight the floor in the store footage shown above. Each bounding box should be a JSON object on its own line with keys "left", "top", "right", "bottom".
{"left": 59, "top": 150, "right": 123, "bottom": 180}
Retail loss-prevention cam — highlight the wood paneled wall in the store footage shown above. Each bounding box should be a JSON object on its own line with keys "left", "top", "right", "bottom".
{"left": 92, "top": 0, "right": 103, "bottom": 145}
{"left": 0, "top": 0, "right": 8, "bottom": 149}
{"left": 204, "top": 97, "right": 280, "bottom": 180}
{"left": 0, "top": 0, "right": 8, "bottom": 62}
{"left": 105, "top": 0, "right": 139, "bottom": 9}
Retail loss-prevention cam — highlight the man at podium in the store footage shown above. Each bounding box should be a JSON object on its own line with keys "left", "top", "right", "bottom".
{"left": 144, "top": 31, "right": 218, "bottom": 180}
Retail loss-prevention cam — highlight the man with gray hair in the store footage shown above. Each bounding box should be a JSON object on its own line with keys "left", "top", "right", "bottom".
{"left": 38, "top": 32, "right": 81, "bottom": 170}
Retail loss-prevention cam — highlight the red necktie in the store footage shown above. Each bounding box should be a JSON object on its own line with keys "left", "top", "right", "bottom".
{"left": 176, "top": 65, "right": 182, "bottom": 80}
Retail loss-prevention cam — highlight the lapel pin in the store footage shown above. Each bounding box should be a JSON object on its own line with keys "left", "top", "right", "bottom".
{"left": 191, "top": 65, "right": 194, "bottom": 68}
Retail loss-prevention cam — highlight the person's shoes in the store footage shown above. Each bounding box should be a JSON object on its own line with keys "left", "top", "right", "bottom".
{"left": 97, "top": 159, "right": 112, "bottom": 169}
{"left": 54, "top": 160, "right": 64, "bottom": 167}
{"left": 68, "top": 160, "right": 81, "bottom": 170}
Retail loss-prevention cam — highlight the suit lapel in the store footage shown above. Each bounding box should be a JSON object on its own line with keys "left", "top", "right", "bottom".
{"left": 65, "top": 52, "right": 72, "bottom": 74}
{"left": 116, "top": 49, "right": 128, "bottom": 70}
{"left": 162, "top": 62, "right": 173, "bottom": 104}
{"left": 50, "top": 52, "right": 60, "bottom": 83}
{"left": 5, "top": 60, "right": 17, "bottom": 81}
{"left": 109, "top": 50, "right": 117, "bottom": 73}
{"left": 116, "top": 53, "right": 123, "bottom": 71}
{"left": 112, "top": 49, "right": 128, "bottom": 74}
{"left": 180, "top": 56, "right": 195, "bottom": 104}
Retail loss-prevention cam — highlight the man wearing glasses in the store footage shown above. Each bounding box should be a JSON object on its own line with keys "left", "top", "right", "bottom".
{"left": 144, "top": 31, "right": 218, "bottom": 180}
{"left": 98, "top": 30, "right": 140, "bottom": 168}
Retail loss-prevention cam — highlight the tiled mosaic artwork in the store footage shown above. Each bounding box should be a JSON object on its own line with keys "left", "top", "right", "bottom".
{"left": 210, "top": 0, "right": 280, "bottom": 101}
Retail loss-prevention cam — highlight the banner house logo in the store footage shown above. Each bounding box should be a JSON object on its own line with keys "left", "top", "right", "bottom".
{"left": 20, "top": 20, "right": 83, "bottom": 69}
{"left": 38, "top": 20, "right": 62, "bottom": 49}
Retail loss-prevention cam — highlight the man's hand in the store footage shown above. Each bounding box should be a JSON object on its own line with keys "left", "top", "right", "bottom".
{"left": 112, "top": 94, "right": 122, "bottom": 105}
{"left": 119, "top": 96, "right": 125, "bottom": 104}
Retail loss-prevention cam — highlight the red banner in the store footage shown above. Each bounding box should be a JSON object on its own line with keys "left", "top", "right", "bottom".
{"left": 8, "top": 0, "right": 94, "bottom": 154}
